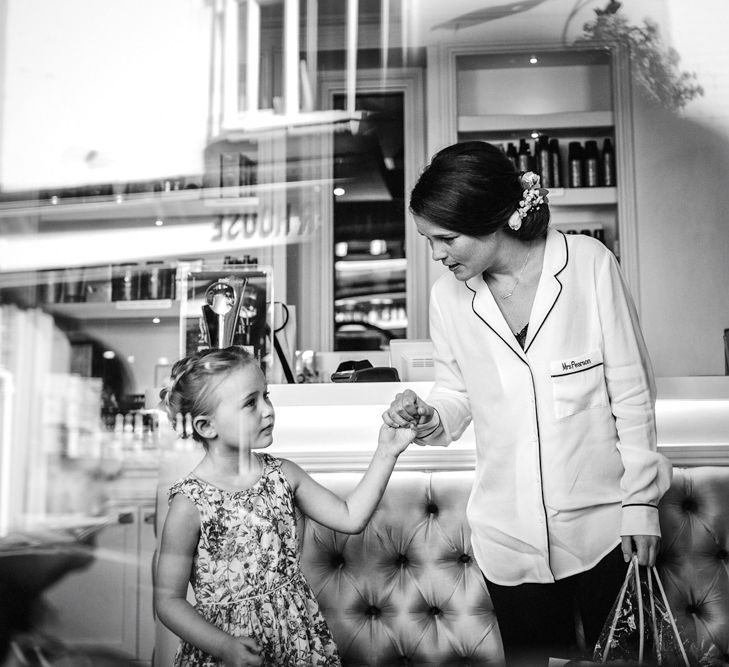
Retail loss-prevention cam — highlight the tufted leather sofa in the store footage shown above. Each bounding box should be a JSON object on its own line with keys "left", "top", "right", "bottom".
{"left": 297, "top": 470, "right": 502, "bottom": 666}
{"left": 654, "top": 467, "right": 729, "bottom": 666}
{"left": 153, "top": 466, "right": 729, "bottom": 666}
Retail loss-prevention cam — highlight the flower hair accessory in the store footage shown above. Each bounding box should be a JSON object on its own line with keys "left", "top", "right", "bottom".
{"left": 510, "top": 171, "right": 549, "bottom": 230}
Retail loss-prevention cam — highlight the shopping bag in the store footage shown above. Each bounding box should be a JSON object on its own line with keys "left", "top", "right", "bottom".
{"left": 592, "top": 555, "right": 693, "bottom": 666}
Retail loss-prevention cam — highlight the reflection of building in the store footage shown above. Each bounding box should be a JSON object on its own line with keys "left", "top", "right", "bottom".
{"left": 1, "top": 1, "right": 729, "bottom": 663}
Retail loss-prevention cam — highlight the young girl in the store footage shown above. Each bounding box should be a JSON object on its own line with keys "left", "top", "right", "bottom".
{"left": 154, "top": 347, "right": 415, "bottom": 667}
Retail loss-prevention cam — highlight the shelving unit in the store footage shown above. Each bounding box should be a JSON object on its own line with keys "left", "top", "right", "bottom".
{"left": 0, "top": 187, "right": 259, "bottom": 223}
{"left": 458, "top": 110, "right": 614, "bottom": 134}
{"left": 426, "top": 41, "right": 639, "bottom": 291}
{"left": 44, "top": 299, "right": 179, "bottom": 321}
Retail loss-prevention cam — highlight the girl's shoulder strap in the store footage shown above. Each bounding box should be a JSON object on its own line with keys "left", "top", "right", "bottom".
{"left": 257, "top": 451, "right": 280, "bottom": 470}
{"left": 167, "top": 475, "right": 203, "bottom": 507}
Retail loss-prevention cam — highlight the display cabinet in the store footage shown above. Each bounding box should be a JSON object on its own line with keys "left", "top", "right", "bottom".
{"left": 426, "top": 41, "right": 639, "bottom": 296}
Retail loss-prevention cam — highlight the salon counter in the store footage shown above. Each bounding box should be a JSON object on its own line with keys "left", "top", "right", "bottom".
{"left": 262, "top": 376, "right": 729, "bottom": 471}
{"left": 125, "top": 375, "right": 729, "bottom": 497}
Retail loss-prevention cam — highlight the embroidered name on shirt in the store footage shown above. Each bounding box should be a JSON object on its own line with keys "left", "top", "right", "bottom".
{"left": 562, "top": 358, "right": 592, "bottom": 371}
{"left": 550, "top": 351, "right": 603, "bottom": 377}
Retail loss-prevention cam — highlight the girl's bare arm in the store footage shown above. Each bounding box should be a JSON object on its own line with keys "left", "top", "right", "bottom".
{"left": 154, "top": 494, "right": 262, "bottom": 666}
{"left": 282, "top": 423, "right": 415, "bottom": 534}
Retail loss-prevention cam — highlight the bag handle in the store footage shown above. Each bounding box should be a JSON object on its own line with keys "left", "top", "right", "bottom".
{"left": 601, "top": 557, "right": 635, "bottom": 663}
{"left": 601, "top": 556, "right": 690, "bottom": 667}
{"left": 650, "top": 562, "right": 690, "bottom": 667}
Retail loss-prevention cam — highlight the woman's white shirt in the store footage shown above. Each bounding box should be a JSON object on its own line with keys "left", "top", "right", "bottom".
{"left": 421, "top": 228, "right": 672, "bottom": 585}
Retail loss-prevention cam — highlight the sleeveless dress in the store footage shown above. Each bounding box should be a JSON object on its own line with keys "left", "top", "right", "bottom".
{"left": 168, "top": 452, "right": 341, "bottom": 667}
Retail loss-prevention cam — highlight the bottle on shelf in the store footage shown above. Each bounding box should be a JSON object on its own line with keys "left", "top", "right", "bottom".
{"left": 505, "top": 142, "right": 518, "bottom": 170}
{"left": 140, "top": 261, "right": 174, "bottom": 300}
{"left": 584, "top": 140, "right": 600, "bottom": 187}
{"left": 83, "top": 265, "right": 112, "bottom": 303}
{"left": 602, "top": 138, "right": 616, "bottom": 187}
{"left": 112, "top": 263, "right": 141, "bottom": 301}
{"left": 535, "top": 135, "right": 551, "bottom": 188}
{"left": 38, "top": 269, "right": 61, "bottom": 304}
{"left": 62, "top": 268, "right": 84, "bottom": 303}
{"left": 140, "top": 261, "right": 162, "bottom": 300}
{"left": 517, "top": 139, "right": 532, "bottom": 173}
{"left": 568, "top": 141, "right": 584, "bottom": 188}
{"left": 549, "top": 139, "right": 562, "bottom": 188}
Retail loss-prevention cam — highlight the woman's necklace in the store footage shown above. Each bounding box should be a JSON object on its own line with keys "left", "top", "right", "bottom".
{"left": 500, "top": 242, "right": 532, "bottom": 300}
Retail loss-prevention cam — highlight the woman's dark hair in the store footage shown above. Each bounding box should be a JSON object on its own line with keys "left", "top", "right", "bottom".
{"left": 159, "top": 346, "right": 256, "bottom": 444}
{"left": 410, "top": 140, "right": 550, "bottom": 241}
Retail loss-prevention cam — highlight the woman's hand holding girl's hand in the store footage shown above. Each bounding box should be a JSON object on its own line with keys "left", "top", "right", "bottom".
{"left": 378, "top": 423, "right": 417, "bottom": 458}
{"left": 220, "top": 635, "right": 263, "bottom": 667}
{"left": 382, "top": 390, "right": 434, "bottom": 428}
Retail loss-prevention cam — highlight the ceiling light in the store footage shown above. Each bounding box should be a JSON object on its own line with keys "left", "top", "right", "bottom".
{"left": 155, "top": 218, "right": 164, "bottom": 226}
{"left": 333, "top": 187, "right": 346, "bottom": 197}
{"left": 529, "top": 56, "right": 538, "bottom": 64}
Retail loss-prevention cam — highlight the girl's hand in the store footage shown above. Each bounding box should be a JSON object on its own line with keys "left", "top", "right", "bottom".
{"left": 220, "top": 636, "right": 263, "bottom": 667}
{"left": 378, "top": 422, "right": 417, "bottom": 458}
{"left": 382, "top": 390, "right": 434, "bottom": 428}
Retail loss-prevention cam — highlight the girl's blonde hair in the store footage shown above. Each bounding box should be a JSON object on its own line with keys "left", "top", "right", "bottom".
{"left": 159, "top": 346, "right": 256, "bottom": 444}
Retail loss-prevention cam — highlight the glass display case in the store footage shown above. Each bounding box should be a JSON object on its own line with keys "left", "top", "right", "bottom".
{"left": 177, "top": 262, "right": 274, "bottom": 368}
{"left": 331, "top": 91, "right": 408, "bottom": 351}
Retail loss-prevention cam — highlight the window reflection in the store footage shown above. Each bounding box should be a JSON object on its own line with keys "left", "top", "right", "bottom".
{"left": 332, "top": 91, "right": 406, "bottom": 351}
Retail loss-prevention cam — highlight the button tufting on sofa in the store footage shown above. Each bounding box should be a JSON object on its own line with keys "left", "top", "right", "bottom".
{"left": 153, "top": 466, "right": 729, "bottom": 667}
{"left": 681, "top": 497, "right": 698, "bottom": 511}
{"left": 365, "top": 605, "right": 381, "bottom": 619}
{"left": 298, "top": 470, "right": 504, "bottom": 665}
{"left": 656, "top": 467, "right": 729, "bottom": 665}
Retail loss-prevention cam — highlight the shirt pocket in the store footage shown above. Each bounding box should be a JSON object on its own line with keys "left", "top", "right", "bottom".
{"left": 550, "top": 349, "right": 608, "bottom": 419}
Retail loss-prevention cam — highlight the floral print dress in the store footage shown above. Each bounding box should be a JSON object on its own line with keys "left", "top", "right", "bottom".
{"left": 168, "top": 453, "right": 340, "bottom": 667}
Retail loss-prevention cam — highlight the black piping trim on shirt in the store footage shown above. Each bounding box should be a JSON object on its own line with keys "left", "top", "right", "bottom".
{"left": 622, "top": 502, "right": 658, "bottom": 509}
{"left": 465, "top": 283, "right": 527, "bottom": 365}
{"left": 463, "top": 283, "right": 553, "bottom": 578}
{"left": 524, "top": 231, "right": 569, "bottom": 355}
{"left": 550, "top": 362, "right": 604, "bottom": 378}
{"left": 528, "top": 366, "right": 551, "bottom": 576}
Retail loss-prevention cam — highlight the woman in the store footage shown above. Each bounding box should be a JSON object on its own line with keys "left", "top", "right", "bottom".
{"left": 382, "top": 141, "right": 672, "bottom": 665}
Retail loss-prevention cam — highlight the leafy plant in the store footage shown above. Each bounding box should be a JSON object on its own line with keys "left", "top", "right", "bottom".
{"left": 574, "top": 1, "right": 704, "bottom": 110}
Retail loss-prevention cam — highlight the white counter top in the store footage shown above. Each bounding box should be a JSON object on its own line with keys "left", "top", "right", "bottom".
{"left": 103, "top": 375, "right": 729, "bottom": 508}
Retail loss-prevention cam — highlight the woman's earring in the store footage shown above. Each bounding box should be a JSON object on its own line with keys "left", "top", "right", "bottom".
{"left": 508, "top": 210, "right": 522, "bottom": 231}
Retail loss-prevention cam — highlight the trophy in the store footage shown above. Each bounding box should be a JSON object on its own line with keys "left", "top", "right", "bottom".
{"left": 199, "top": 277, "right": 248, "bottom": 349}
